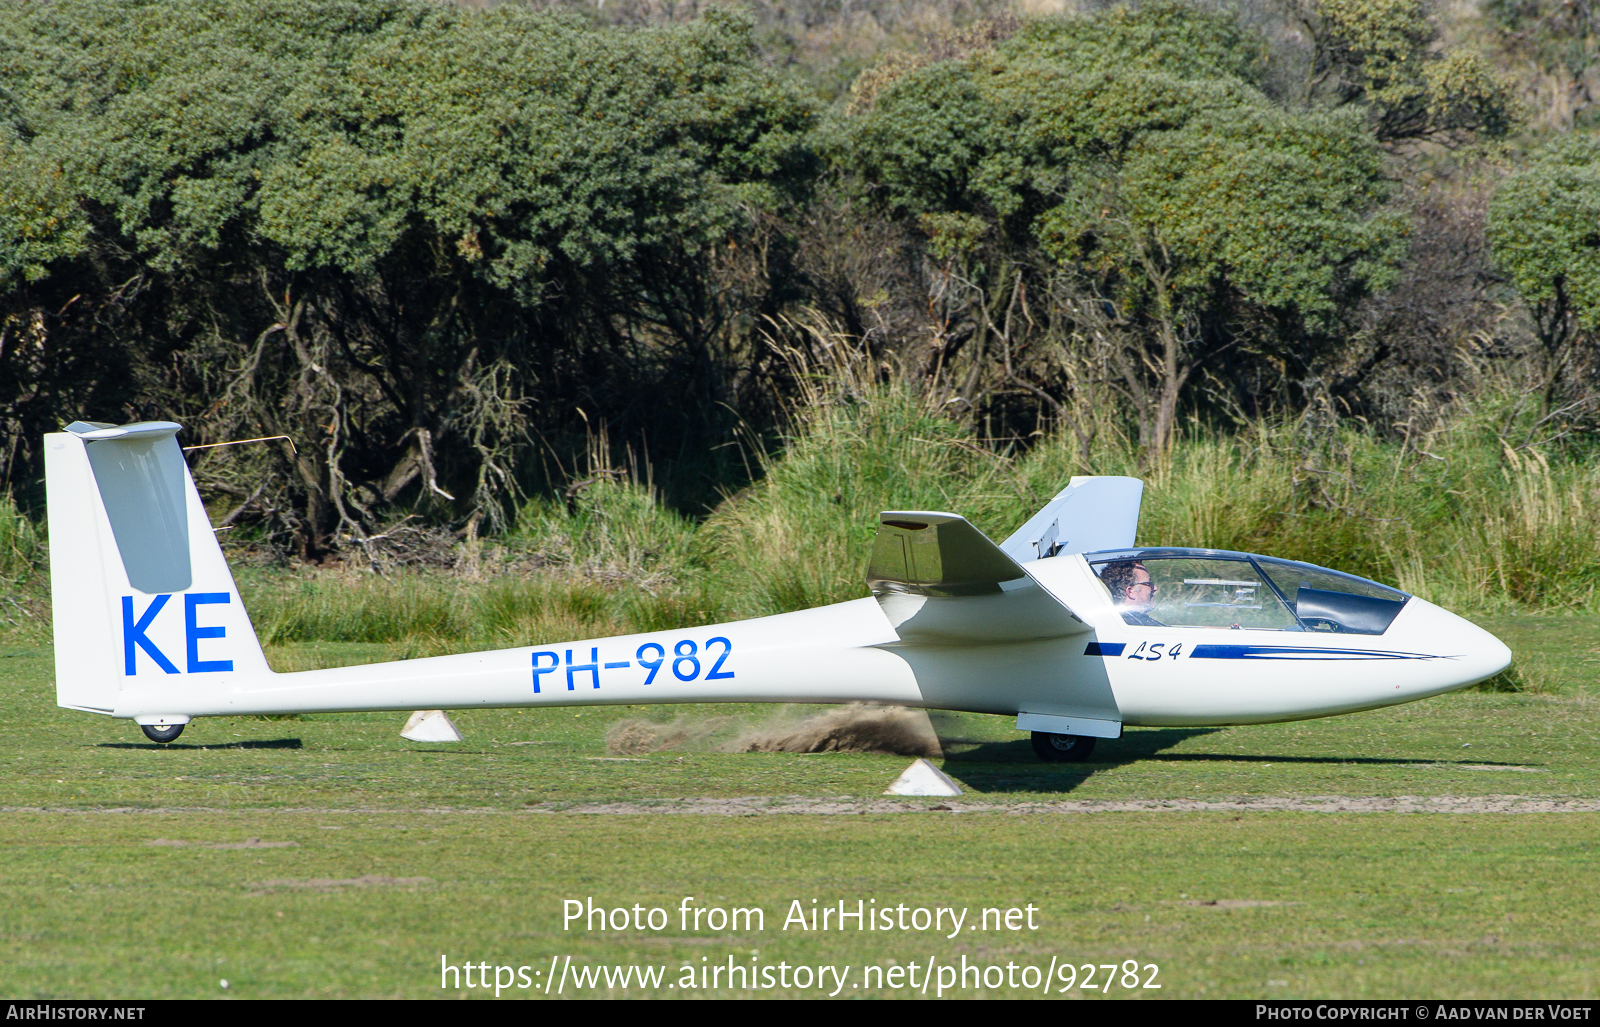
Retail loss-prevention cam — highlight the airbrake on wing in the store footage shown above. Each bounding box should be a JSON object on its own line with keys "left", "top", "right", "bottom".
{"left": 867, "top": 511, "right": 1088, "bottom": 643}
{"left": 864, "top": 475, "right": 1145, "bottom": 644}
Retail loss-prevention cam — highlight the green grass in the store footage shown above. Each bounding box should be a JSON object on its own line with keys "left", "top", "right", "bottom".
{"left": 3, "top": 619, "right": 1596, "bottom": 810}
{"left": 1475, "top": 613, "right": 1600, "bottom": 695}
{"left": 4, "top": 813, "right": 1597, "bottom": 999}
{"left": 1, "top": 614, "right": 1598, "bottom": 999}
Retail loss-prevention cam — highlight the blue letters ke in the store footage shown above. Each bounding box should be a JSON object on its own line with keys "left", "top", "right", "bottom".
{"left": 122, "top": 593, "right": 234, "bottom": 674}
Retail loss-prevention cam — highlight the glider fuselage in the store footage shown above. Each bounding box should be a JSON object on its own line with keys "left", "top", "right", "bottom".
{"left": 98, "top": 550, "right": 1508, "bottom": 733}
{"left": 46, "top": 422, "right": 1512, "bottom": 740}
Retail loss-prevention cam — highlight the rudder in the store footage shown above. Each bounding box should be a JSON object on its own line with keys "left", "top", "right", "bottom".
{"left": 45, "top": 421, "right": 271, "bottom": 721}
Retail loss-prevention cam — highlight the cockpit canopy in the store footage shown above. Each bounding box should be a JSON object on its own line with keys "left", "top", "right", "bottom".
{"left": 1086, "top": 548, "right": 1409, "bottom": 635}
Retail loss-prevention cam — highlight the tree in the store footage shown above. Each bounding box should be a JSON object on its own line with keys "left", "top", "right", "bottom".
{"left": 1038, "top": 102, "right": 1403, "bottom": 453}
{"left": 0, "top": 1, "right": 818, "bottom": 556}
{"left": 1289, "top": 0, "right": 1519, "bottom": 145}
{"left": 1488, "top": 131, "right": 1600, "bottom": 413}
{"left": 839, "top": 2, "right": 1405, "bottom": 457}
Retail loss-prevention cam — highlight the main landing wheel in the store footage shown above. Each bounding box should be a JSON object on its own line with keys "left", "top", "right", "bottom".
{"left": 140, "top": 723, "right": 185, "bottom": 743}
{"left": 1031, "top": 731, "right": 1095, "bottom": 763}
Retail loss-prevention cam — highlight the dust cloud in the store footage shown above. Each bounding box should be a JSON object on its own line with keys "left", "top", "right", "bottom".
{"left": 605, "top": 715, "right": 738, "bottom": 755}
{"left": 605, "top": 704, "right": 942, "bottom": 758}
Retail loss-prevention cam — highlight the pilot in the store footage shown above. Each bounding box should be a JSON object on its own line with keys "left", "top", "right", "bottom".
{"left": 1101, "top": 560, "right": 1164, "bottom": 626}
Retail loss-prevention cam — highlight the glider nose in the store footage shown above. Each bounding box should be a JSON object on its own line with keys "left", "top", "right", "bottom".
{"left": 1405, "top": 597, "right": 1512, "bottom": 691}
{"left": 1456, "top": 618, "right": 1513, "bottom": 688}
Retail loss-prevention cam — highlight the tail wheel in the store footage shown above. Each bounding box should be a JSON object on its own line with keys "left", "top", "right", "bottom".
{"left": 1030, "top": 731, "right": 1095, "bottom": 763}
{"left": 141, "top": 723, "right": 185, "bottom": 743}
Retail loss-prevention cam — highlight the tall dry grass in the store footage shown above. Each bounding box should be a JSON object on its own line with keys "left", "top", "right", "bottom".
{"left": 0, "top": 492, "right": 47, "bottom": 640}
{"left": 0, "top": 492, "right": 40, "bottom": 586}
{"left": 4, "top": 373, "right": 1596, "bottom": 657}
{"left": 698, "top": 385, "right": 1032, "bottom": 615}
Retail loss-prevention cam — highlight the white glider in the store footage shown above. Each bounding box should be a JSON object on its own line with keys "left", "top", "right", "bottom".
{"left": 44, "top": 420, "right": 1512, "bottom": 759}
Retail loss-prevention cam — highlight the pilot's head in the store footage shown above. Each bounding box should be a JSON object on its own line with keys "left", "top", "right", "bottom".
{"left": 1101, "top": 560, "right": 1157, "bottom": 611}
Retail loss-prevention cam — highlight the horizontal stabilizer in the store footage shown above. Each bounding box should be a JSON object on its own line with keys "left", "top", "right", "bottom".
{"left": 867, "top": 511, "right": 1087, "bottom": 643}
{"left": 1000, "top": 476, "right": 1144, "bottom": 562}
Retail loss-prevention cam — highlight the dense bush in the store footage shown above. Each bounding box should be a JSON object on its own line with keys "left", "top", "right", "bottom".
{"left": 835, "top": 3, "right": 1407, "bottom": 454}
{"left": 1, "top": 0, "right": 1594, "bottom": 583}
{"left": 1488, "top": 131, "right": 1600, "bottom": 411}
{"left": 1, "top": 0, "right": 815, "bottom": 553}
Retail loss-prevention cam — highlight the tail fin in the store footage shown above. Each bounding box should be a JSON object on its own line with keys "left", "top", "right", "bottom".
{"left": 45, "top": 421, "right": 270, "bottom": 718}
{"left": 999, "top": 476, "right": 1144, "bottom": 563}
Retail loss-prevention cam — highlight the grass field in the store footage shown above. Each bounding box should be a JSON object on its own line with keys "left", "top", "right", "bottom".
{"left": 2, "top": 610, "right": 1597, "bottom": 999}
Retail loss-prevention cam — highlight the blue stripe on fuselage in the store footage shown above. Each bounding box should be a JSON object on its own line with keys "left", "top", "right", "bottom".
{"left": 1189, "top": 644, "right": 1451, "bottom": 660}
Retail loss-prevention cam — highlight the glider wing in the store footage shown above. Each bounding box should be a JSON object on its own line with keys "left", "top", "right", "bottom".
{"left": 867, "top": 512, "right": 1089, "bottom": 643}
{"left": 1000, "top": 476, "right": 1144, "bottom": 562}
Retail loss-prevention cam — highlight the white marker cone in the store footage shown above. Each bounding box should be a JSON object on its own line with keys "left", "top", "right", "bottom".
{"left": 885, "top": 757, "right": 962, "bottom": 797}
{"left": 400, "top": 710, "right": 463, "bottom": 743}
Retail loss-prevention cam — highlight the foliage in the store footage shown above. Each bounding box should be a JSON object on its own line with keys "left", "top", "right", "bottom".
{"left": 1018, "top": 1, "right": 1267, "bottom": 81}
{"left": 0, "top": 0, "right": 1592, "bottom": 569}
{"left": 7, "top": 365, "right": 1599, "bottom": 665}
{"left": 1291, "top": 0, "right": 1519, "bottom": 143}
{"left": 0, "top": 490, "right": 46, "bottom": 640}
{"left": 0, "top": 491, "right": 40, "bottom": 587}
{"left": 700, "top": 385, "right": 1028, "bottom": 613}
{"left": 1039, "top": 104, "right": 1403, "bottom": 318}
{"left": 0, "top": 0, "right": 817, "bottom": 555}
{"left": 694, "top": 377, "right": 1600, "bottom": 617}
{"left": 1481, "top": 0, "right": 1598, "bottom": 130}
{"left": 1486, "top": 131, "right": 1600, "bottom": 409}
{"left": 272, "top": 379, "right": 1600, "bottom": 632}
{"left": 837, "top": 3, "right": 1406, "bottom": 455}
